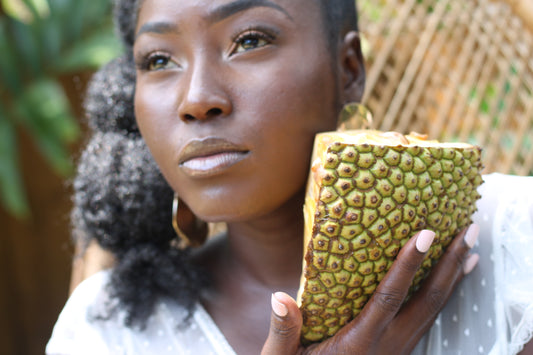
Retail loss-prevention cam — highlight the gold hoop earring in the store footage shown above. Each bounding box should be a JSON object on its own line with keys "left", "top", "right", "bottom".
{"left": 337, "top": 102, "right": 374, "bottom": 131}
{"left": 172, "top": 194, "right": 208, "bottom": 248}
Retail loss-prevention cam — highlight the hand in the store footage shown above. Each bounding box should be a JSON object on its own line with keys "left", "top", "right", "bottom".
{"left": 261, "top": 225, "right": 480, "bottom": 355}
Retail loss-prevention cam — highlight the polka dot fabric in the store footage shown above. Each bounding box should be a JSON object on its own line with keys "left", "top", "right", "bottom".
{"left": 413, "top": 173, "right": 533, "bottom": 354}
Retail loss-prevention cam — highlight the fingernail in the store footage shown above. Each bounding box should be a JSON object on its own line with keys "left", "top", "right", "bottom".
{"left": 464, "top": 224, "right": 480, "bottom": 249}
{"left": 416, "top": 230, "right": 436, "bottom": 253}
{"left": 463, "top": 253, "right": 480, "bottom": 274}
{"left": 271, "top": 293, "right": 288, "bottom": 317}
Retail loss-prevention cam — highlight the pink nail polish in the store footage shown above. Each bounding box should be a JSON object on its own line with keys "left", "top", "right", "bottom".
{"left": 416, "top": 230, "right": 436, "bottom": 253}
{"left": 464, "top": 224, "right": 480, "bottom": 249}
{"left": 271, "top": 293, "right": 288, "bottom": 317}
{"left": 463, "top": 254, "right": 480, "bottom": 274}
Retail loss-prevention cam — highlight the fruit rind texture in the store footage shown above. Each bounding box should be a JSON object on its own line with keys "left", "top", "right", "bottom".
{"left": 298, "top": 131, "right": 483, "bottom": 344}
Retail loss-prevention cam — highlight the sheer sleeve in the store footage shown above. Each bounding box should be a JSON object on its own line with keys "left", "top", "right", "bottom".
{"left": 46, "top": 270, "right": 236, "bottom": 355}
{"left": 413, "top": 173, "right": 533, "bottom": 355}
{"left": 490, "top": 173, "right": 533, "bottom": 354}
{"left": 45, "top": 271, "right": 117, "bottom": 355}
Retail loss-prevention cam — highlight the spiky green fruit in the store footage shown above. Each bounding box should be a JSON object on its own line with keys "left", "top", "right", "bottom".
{"left": 297, "top": 130, "right": 483, "bottom": 344}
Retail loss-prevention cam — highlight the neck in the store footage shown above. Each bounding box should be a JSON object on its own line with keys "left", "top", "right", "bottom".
{"left": 225, "top": 191, "right": 305, "bottom": 293}
{"left": 194, "top": 191, "right": 307, "bottom": 355}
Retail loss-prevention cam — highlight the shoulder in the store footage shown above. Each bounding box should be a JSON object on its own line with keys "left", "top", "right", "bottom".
{"left": 474, "top": 173, "right": 533, "bottom": 285}
{"left": 46, "top": 270, "right": 220, "bottom": 355}
{"left": 46, "top": 270, "right": 117, "bottom": 354}
{"left": 476, "top": 173, "right": 533, "bottom": 354}
{"left": 415, "top": 173, "right": 533, "bottom": 354}
{"left": 477, "top": 173, "right": 533, "bottom": 208}
{"left": 474, "top": 173, "right": 533, "bottom": 244}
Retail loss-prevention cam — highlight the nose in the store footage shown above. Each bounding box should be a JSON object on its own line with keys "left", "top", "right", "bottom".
{"left": 178, "top": 63, "right": 232, "bottom": 122}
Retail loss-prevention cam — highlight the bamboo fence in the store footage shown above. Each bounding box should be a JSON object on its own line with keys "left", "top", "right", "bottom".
{"left": 359, "top": 0, "right": 533, "bottom": 175}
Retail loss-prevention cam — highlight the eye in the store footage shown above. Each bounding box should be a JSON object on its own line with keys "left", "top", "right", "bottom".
{"left": 138, "top": 53, "right": 177, "bottom": 71}
{"left": 232, "top": 30, "right": 274, "bottom": 54}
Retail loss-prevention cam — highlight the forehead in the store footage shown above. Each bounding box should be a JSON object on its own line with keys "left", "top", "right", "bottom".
{"left": 136, "top": 0, "right": 323, "bottom": 29}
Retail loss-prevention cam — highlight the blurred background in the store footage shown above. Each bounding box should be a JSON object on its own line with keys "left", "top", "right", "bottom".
{"left": 0, "top": 0, "right": 121, "bottom": 354}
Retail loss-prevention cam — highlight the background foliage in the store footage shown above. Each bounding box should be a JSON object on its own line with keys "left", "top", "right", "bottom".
{"left": 0, "top": 0, "right": 121, "bottom": 218}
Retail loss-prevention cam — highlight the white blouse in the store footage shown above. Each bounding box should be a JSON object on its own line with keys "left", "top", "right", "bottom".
{"left": 47, "top": 173, "right": 533, "bottom": 354}
{"left": 46, "top": 269, "right": 236, "bottom": 355}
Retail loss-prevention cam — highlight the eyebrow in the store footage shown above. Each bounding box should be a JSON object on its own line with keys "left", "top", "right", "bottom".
{"left": 208, "top": 0, "right": 293, "bottom": 23}
{"left": 136, "top": 21, "right": 179, "bottom": 39}
{"left": 135, "top": 0, "right": 293, "bottom": 40}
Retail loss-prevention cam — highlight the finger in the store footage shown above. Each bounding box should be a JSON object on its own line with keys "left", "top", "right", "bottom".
{"left": 338, "top": 230, "right": 436, "bottom": 344}
{"left": 261, "top": 292, "right": 303, "bottom": 355}
{"left": 389, "top": 224, "right": 480, "bottom": 348}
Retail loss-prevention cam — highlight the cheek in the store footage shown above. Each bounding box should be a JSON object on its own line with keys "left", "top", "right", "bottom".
{"left": 135, "top": 79, "right": 177, "bottom": 134}
{"left": 241, "top": 62, "right": 337, "bottom": 206}
{"left": 134, "top": 83, "right": 183, "bottom": 186}
{"left": 270, "top": 57, "right": 337, "bottom": 133}
{"left": 254, "top": 59, "right": 337, "bottom": 155}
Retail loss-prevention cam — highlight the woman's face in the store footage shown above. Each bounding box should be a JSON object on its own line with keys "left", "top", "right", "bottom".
{"left": 134, "top": 0, "right": 356, "bottom": 221}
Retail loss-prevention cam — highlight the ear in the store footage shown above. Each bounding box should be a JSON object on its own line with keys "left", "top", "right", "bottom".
{"left": 340, "top": 31, "right": 366, "bottom": 103}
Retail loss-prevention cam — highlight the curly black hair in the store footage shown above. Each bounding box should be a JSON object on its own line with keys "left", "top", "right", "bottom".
{"left": 72, "top": 0, "right": 359, "bottom": 328}
{"left": 71, "top": 3, "right": 206, "bottom": 326}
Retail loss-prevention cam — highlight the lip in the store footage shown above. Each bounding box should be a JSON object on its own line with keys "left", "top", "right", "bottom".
{"left": 178, "top": 137, "right": 250, "bottom": 177}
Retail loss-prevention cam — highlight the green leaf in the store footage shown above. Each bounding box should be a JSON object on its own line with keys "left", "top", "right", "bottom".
{"left": 38, "top": 13, "right": 62, "bottom": 67}
{"left": 79, "top": 0, "right": 111, "bottom": 28}
{"left": 2, "top": 0, "right": 50, "bottom": 21}
{"left": 51, "top": 0, "right": 85, "bottom": 43}
{"left": 0, "top": 20, "right": 23, "bottom": 93}
{"left": 19, "top": 0, "right": 48, "bottom": 20}
{"left": 8, "top": 17, "right": 43, "bottom": 79}
{"left": 55, "top": 28, "right": 123, "bottom": 72}
{"left": 0, "top": 110, "right": 29, "bottom": 218}
{"left": 0, "top": 0, "right": 117, "bottom": 219}
{"left": 14, "top": 79, "right": 79, "bottom": 175}
{"left": 46, "top": 0, "right": 74, "bottom": 15}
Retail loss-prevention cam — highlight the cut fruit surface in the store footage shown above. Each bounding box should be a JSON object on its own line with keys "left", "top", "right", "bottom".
{"left": 297, "top": 130, "right": 483, "bottom": 344}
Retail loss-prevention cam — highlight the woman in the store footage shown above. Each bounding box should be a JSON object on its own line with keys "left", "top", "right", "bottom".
{"left": 47, "top": 0, "right": 532, "bottom": 353}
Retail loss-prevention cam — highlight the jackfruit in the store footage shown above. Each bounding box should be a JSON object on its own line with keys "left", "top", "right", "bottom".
{"left": 297, "top": 130, "right": 483, "bottom": 344}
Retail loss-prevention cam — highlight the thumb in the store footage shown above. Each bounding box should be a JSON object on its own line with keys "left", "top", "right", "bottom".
{"left": 261, "top": 292, "right": 303, "bottom": 355}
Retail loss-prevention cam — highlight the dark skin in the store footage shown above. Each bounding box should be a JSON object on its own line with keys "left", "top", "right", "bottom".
{"left": 133, "top": 0, "right": 488, "bottom": 353}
